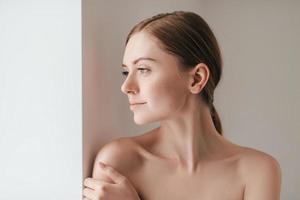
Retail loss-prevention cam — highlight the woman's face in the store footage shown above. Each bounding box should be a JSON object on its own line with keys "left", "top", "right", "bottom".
{"left": 121, "top": 31, "right": 191, "bottom": 124}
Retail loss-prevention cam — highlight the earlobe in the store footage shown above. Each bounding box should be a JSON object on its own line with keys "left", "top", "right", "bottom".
{"left": 189, "top": 72, "right": 202, "bottom": 94}
{"left": 189, "top": 75, "right": 201, "bottom": 94}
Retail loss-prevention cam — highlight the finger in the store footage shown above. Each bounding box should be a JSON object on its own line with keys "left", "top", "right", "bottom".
{"left": 84, "top": 178, "right": 107, "bottom": 190}
{"left": 93, "top": 165, "right": 115, "bottom": 184}
{"left": 83, "top": 187, "right": 96, "bottom": 199}
{"left": 99, "top": 161, "right": 126, "bottom": 184}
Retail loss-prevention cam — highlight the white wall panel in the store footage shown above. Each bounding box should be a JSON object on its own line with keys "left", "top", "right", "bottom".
{"left": 0, "top": 1, "right": 82, "bottom": 199}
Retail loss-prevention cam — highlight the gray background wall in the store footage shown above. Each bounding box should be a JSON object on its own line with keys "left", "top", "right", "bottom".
{"left": 0, "top": 0, "right": 82, "bottom": 199}
{"left": 83, "top": 0, "right": 300, "bottom": 199}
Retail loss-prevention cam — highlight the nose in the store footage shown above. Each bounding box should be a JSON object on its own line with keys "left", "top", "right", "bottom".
{"left": 120, "top": 74, "right": 138, "bottom": 95}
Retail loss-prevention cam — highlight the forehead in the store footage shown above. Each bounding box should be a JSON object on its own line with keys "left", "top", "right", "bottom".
{"left": 122, "top": 31, "right": 171, "bottom": 66}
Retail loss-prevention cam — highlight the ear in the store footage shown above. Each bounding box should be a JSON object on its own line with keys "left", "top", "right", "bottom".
{"left": 188, "top": 63, "right": 210, "bottom": 94}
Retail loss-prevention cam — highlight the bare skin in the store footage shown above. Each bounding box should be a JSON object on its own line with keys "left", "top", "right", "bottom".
{"left": 128, "top": 127, "right": 246, "bottom": 200}
{"left": 87, "top": 30, "right": 281, "bottom": 200}
{"left": 92, "top": 128, "right": 281, "bottom": 200}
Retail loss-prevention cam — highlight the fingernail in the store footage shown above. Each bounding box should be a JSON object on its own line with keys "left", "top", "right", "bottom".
{"left": 99, "top": 161, "right": 106, "bottom": 167}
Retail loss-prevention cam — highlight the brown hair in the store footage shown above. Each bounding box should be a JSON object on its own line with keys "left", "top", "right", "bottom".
{"left": 125, "top": 11, "right": 223, "bottom": 135}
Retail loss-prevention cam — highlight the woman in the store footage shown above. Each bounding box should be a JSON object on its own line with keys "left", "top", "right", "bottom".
{"left": 83, "top": 11, "right": 281, "bottom": 200}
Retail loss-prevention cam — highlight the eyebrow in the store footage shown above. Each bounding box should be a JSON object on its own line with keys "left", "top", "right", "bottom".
{"left": 122, "top": 57, "right": 158, "bottom": 68}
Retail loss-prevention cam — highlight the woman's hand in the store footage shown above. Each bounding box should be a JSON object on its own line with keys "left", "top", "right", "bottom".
{"left": 83, "top": 161, "right": 141, "bottom": 200}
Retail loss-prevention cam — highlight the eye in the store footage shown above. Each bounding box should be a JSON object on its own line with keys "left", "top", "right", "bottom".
{"left": 121, "top": 67, "right": 150, "bottom": 77}
{"left": 137, "top": 67, "right": 150, "bottom": 74}
{"left": 121, "top": 71, "right": 128, "bottom": 76}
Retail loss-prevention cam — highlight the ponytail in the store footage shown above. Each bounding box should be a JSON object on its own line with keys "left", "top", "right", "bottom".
{"left": 210, "top": 104, "right": 223, "bottom": 136}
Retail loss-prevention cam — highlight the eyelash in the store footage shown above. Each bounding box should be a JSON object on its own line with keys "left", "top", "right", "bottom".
{"left": 121, "top": 68, "right": 150, "bottom": 76}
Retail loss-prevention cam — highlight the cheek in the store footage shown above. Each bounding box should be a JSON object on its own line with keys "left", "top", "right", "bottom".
{"left": 147, "top": 77, "right": 188, "bottom": 111}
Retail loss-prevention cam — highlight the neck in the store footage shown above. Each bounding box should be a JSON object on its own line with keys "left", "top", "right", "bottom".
{"left": 156, "top": 99, "right": 229, "bottom": 173}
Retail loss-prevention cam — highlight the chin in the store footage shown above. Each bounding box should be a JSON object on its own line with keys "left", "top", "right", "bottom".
{"left": 133, "top": 117, "right": 152, "bottom": 125}
{"left": 133, "top": 115, "right": 159, "bottom": 125}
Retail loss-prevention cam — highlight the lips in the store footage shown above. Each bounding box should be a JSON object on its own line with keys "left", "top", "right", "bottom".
{"left": 130, "top": 102, "right": 146, "bottom": 105}
{"left": 129, "top": 102, "right": 146, "bottom": 111}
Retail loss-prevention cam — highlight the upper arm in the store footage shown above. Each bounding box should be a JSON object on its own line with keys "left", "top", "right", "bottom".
{"left": 242, "top": 151, "right": 282, "bottom": 200}
{"left": 92, "top": 138, "right": 140, "bottom": 182}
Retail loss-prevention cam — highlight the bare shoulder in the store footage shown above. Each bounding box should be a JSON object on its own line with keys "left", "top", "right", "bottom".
{"left": 238, "top": 146, "right": 282, "bottom": 177}
{"left": 92, "top": 137, "right": 144, "bottom": 179}
{"left": 238, "top": 147, "right": 282, "bottom": 199}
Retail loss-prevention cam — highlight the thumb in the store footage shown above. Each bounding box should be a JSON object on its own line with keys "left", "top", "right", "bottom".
{"left": 99, "top": 161, "right": 126, "bottom": 184}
